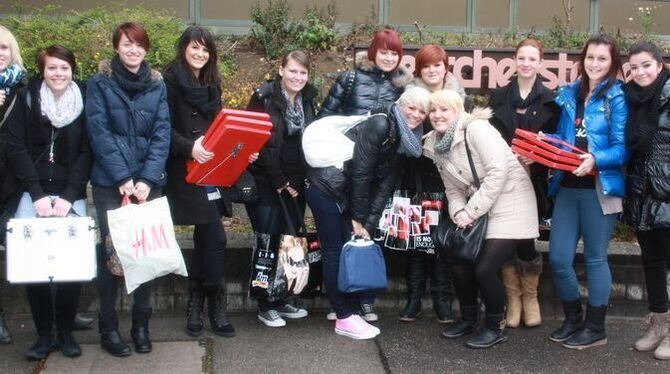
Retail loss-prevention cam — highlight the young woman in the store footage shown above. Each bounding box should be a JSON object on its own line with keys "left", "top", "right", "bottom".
{"left": 306, "top": 86, "right": 430, "bottom": 339}
{"left": 163, "top": 26, "right": 235, "bottom": 338}
{"left": 488, "top": 38, "right": 560, "bottom": 329}
{"left": 622, "top": 41, "right": 670, "bottom": 360}
{"left": 319, "top": 27, "right": 411, "bottom": 321}
{"left": 0, "top": 24, "right": 26, "bottom": 346}
{"left": 424, "top": 90, "right": 538, "bottom": 349}
{"left": 86, "top": 22, "right": 171, "bottom": 357}
{"left": 547, "top": 34, "right": 627, "bottom": 350}
{"left": 245, "top": 50, "right": 316, "bottom": 328}
{"left": 6, "top": 45, "right": 91, "bottom": 361}
{"left": 397, "top": 45, "right": 466, "bottom": 324}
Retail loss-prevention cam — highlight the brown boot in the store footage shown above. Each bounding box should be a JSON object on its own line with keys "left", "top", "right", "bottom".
{"left": 501, "top": 264, "right": 522, "bottom": 328}
{"left": 635, "top": 312, "right": 669, "bottom": 352}
{"left": 519, "top": 256, "right": 542, "bottom": 327}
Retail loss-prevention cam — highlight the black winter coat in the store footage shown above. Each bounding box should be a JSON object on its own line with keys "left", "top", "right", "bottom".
{"left": 163, "top": 65, "right": 225, "bottom": 225}
{"left": 0, "top": 79, "right": 27, "bottom": 213}
{"left": 319, "top": 51, "right": 412, "bottom": 117}
{"left": 6, "top": 78, "right": 92, "bottom": 203}
{"left": 246, "top": 77, "right": 317, "bottom": 190}
{"left": 623, "top": 79, "right": 670, "bottom": 231}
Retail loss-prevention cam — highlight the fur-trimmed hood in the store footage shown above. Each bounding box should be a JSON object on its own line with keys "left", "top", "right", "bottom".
{"left": 407, "top": 73, "right": 466, "bottom": 99}
{"left": 97, "top": 59, "right": 163, "bottom": 81}
{"left": 459, "top": 107, "right": 492, "bottom": 128}
{"left": 354, "top": 50, "right": 413, "bottom": 89}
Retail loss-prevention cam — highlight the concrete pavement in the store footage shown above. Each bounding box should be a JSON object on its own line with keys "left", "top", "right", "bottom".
{"left": 0, "top": 311, "right": 668, "bottom": 374}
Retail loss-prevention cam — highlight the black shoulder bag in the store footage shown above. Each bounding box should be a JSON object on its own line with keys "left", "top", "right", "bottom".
{"left": 431, "top": 128, "right": 488, "bottom": 262}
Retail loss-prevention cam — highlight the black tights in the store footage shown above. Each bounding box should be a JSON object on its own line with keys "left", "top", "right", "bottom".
{"left": 452, "top": 239, "right": 530, "bottom": 315}
{"left": 636, "top": 229, "right": 670, "bottom": 313}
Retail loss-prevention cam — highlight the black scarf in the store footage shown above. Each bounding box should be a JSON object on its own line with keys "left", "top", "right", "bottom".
{"left": 505, "top": 76, "right": 544, "bottom": 131}
{"left": 169, "top": 62, "right": 221, "bottom": 119}
{"left": 111, "top": 54, "right": 152, "bottom": 96}
{"left": 625, "top": 69, "right": 670, "bottom": 155}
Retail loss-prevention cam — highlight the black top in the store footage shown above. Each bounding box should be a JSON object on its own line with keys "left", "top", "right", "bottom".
{"left": 560, "top": 98, "right": 595, "bottom": 189}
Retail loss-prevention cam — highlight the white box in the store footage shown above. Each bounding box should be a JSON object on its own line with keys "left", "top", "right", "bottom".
{"left": 6, "top": 217, "right": 97, "bottom": 283}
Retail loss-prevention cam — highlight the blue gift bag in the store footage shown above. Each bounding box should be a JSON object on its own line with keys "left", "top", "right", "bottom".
{"left": 337, "top": 237, "right": 388, "bottom": 293}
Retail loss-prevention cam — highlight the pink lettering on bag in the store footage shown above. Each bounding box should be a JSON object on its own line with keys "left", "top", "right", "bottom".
{"left": 130, "top": 224, "right": 170, "bottom": 257}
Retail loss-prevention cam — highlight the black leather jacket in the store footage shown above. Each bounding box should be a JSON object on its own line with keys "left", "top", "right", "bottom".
{"left": 623, "top": 79, "right": 670, "bottom": 231}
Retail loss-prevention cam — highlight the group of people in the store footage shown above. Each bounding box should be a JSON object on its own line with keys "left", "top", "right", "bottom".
{"left": 0, "top": 20, "right": 667, "bottom": 364}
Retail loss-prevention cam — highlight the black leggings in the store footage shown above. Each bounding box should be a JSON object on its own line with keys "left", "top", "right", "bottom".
{"left": 191, "top": 208, "right": 227, "bottom": 286}
{"left": 452, "top": 239, "right": 530, "bottom": 315}
{"left": 515, "top": 239, "right": 538, "bottom": 261}
{"left": 26, "top": 283, "right": 81, "bottom": 336}
{"left": 636, "top": 228, "right": 670, "bottom": 313}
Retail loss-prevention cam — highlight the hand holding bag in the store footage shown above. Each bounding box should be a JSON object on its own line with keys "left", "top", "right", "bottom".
{"left": 338, "top": 236, "right": 387, "bottom": 293}
{"left": 431, "top": 128, "right": 488, "bottom": 262}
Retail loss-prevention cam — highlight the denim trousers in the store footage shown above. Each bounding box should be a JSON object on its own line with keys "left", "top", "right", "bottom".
{"left": 548, "top": 187, "right": 617, "bottom": 307}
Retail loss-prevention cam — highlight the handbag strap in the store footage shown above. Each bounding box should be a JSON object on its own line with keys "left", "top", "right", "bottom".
{"left": 0, "top": 94, "right": 17, "bottom": 129}
{"left": 276, "top": 191, "right": 307, "bottom": 236}
{"left": 463, "top": 128, "right": 481, "bottom": 189}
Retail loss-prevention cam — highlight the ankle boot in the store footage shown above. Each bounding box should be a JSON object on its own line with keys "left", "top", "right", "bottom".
{"left": 99, "top": 315, "right": 131, "bottom": 357}
{"left": 431, "top": 255, "right": 453, "bottom": 324}
{"left": 465, "top": 312, "right": 508, "bottom": 349}
{"left": 399, "top": 256, "right": 426, "bottom": 322}
{"left": 206, "top": 280, "right": 236, "bottom": 337}
{"left": 131, "top": 307, "right": 152, "bottom": 353}
{"left": 72, "top": 313, "right": 95, "bottom": 331}
{"left": 0, "top": 310, "right": 11, "bottom": 344}
{"left": 549, "top": 299, "right": 583, "bottom": 342}
{"left": 655, "top": 316, "right": 670, "bottom": 360}
{"left": 442, "top": 304, "right": 479, "bottom": 338}
{"left": 563, "top": 304, "right": 607, "bottom": 349}
{"left": 501, "top": 264, "right": 522, "bottom": 328}
{"left": 186, "top": 279, "right": 205, "bottom": 336}
{"left": 519, "top": 256, "right": 542, "bottom": 327}
{"left": 634, "top": 311, "right": 669, "bottom": 352}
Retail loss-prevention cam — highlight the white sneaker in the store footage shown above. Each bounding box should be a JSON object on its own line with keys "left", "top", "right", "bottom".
{"left": 326, "top": 309, "right": 337, "bottom": 321}
{"left": 258, "top": 310, "right": 286, "bottom": 327}
{"left": 277, "top": 304, "right": 308, "bottom": 319}
{"left": 335, "top": 315, "right": 380, "bottom": 340}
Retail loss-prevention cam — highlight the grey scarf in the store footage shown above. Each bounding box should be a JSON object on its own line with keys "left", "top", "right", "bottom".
{"left": 433, "top": 118, "right": 459, "bottom": 156}
{"left": 281, "top": 85, "right": 305, "bottom": 136}
{"left": 393, "top": 104, "right": 423, "bottom": 158}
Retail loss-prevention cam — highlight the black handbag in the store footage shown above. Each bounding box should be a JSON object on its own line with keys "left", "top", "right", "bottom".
{"left": 225, "top": 170, "right": 258, "bottom": 203}
{"left": 431, "top": 128, "right": 488, "bottom": 262}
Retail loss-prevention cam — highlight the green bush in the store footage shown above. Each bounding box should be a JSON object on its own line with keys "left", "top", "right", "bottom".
{"left": 1, "top": 4, "right": 184, "bottom": 81}
{"left": 250, "top": 0, "right": 298, "bottom": 60}
{"left": 298, "top": 4, "right": 338, "bottom": 51}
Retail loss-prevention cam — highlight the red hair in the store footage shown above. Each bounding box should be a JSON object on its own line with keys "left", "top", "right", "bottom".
{"left": 113, "top": 22, "right": 151, "bottom": 51}
{"left": 515, "top": 38, "right": 543, "bottom": 59}
{"left": 367, "top": 28, "right": 403, "bottom": 68}
{"left": 413, "top": 44, "right": 449, "bottom": 77}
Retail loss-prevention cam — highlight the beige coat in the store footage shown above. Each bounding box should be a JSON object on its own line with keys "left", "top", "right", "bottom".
{"left": 424, "top": 108, "right": 539, "bottom": 239}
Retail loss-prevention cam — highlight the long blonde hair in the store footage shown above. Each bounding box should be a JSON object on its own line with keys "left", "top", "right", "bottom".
{"left": 0, "top": 25, "right": 25, "bottom": 71}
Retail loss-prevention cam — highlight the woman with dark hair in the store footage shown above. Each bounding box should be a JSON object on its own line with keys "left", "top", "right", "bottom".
{"left": 547, "top": 34, "right": 627, "bottom": 349}
{"left": 86, "top": 22, "right": 171, "bottom": 357}
{"left": 163, "top": 25, "right": 235, "bottom": 338}
{"left": 623, "top": 41, "right": 670, "bottom": 360}
{"left": 488, "top": 38, "right": 560, "bottom": 329}
{"left": 396, "top": 44, "right": 467, "bottom": 324}
{"left": 0, "top": 24, "right": 27, "bottom": 346}
{"left": 319, "top": 27, "right": 412, "bottom": 321}
{"left": 6, "top": 45, "right": 91, "bottom": 360}
{"left": 245, "top": 49, "right": 316, "bottom": 328}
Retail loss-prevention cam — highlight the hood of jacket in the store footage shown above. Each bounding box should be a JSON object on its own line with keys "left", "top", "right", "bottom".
{"left": 355, "top": 50, "right": 413, "bottom": 89}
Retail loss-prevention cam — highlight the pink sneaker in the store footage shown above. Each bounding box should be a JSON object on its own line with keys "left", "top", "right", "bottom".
{"left": 335, "top": 315, "right": 380, "bottom": 340}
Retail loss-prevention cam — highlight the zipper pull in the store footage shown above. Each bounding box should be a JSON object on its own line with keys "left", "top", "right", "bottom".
{"left": 49, "top": 128, "right": 55, "bottom": 163}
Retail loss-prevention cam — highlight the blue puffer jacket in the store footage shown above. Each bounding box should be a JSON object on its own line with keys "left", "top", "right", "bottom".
{"left": 86, "top": 60, "right": 171, "bottom": 188}
{"left": 548, "top": 79, "right": 628, "bottom": 197}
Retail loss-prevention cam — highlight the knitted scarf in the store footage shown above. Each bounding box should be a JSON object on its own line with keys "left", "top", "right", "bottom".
{"left": 0, "top": 64, "right": 25, "bottom": 95}
{"left": 393, "top": 104, "right": 423, "bottom": 158}
{"left": 625, "top": 69, "right": 669, "bottom": 155}
{"left": 111, "top": 54, "right": 152, "bottom": 96}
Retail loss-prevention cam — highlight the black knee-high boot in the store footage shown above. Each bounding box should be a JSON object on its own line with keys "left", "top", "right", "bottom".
{"left": 186, "top": 279, "right": 205, "bottom": 336}
{"left": 399, "top": 256, "right": 427, "bottom": 321}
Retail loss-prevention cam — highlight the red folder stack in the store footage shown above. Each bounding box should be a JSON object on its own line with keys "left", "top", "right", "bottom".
{"left": 185, "top": 109, "right": 273, "bottom": 186}
{"left": 511, "top": 128, "right": 594, "bottom": 175}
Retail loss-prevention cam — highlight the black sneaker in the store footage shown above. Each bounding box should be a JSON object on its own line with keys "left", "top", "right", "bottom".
{"left": 360, "top": 304, "right": 379, "bottom": 322}
{"left": 25, "top": 335, "right": 56, "bottom": 361}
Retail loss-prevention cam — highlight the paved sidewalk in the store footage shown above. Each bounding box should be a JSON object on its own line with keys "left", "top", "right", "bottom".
{"left": 0, "top": 312, "right": 668, "bottom": 373}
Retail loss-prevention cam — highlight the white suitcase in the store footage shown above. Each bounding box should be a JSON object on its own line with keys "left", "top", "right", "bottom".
{"left": 6, "top": 217, "right": 97, "bottom": 283}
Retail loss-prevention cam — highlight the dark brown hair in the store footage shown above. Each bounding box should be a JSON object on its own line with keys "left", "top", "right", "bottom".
{"left": 628, "top": 41, "right": 668, "bottom": 73}
{"left": 281, "top": 49, "right": 310, "bottom": 71}
{"left": 113, "top": 22, "right": 151, "bottom": 51}
{"left": 577, "top": 34, "right": 623, "bottom": 100}
{"left": 37, "top": 45, "right": 77, "bottom": 76}
{"left": 165, "top": 25, "right": 221, "bottom": 87}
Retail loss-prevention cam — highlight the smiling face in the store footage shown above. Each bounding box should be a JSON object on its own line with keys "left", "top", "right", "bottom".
{"left": 583, "top": 43, "right": 612, "bottom": 85}
{"left": 184, "top": 40, "right": 210, "bottom": 77}
{"left": 0, "top": 40, "right": 11, "bottom": 72}
{"left": 629, "top": 51, "right": 663, "bottom": 88}
{"left": 279, "top": 58, "right": 308, "bottom": 97}
{"left": 115, "top": 34, "right": 147, "bottom": 73}
{"left": 515, "top": 45, "right": 542, "bottom": 80}
{"left": 42, "top": 56, "right": 72, "bottom": 98}
{"left": 420, "top": 60, "right": 447, "bottom": 90}
{"left": 429, "top": 104, "right": 459, "bottom": 134}
{"left": 400, "top": 102, "right": 427, "bottom": 129}
{"left": 375, "top": 49, "right": 400, "bottom": 72}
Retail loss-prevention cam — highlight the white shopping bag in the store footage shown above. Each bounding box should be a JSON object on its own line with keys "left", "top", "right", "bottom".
{"left": 107, "top": 196, "right": 187, "bottom": 294}
{"left": 6, "top": 217, "right": 97, "bottom": 283}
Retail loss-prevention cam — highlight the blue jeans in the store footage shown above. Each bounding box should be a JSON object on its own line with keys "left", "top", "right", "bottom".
{"left": 549, "top": 187, "right": 617, "bottom": 306}
{"left": 306, "top": 184, "right": 368, "bottom": 319}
